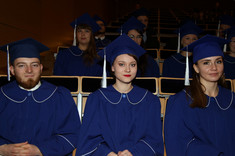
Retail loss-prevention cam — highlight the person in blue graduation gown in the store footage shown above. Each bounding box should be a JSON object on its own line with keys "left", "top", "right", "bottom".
{"left": 164, "top": 35, "right": 235, "bottom": 156}
{"left": 217, "top": 15, "right": 235, "bottom": 38}
{"left": 132, "top": 8, "right": 160, "bottom": 49}
{"left": 76, "top": 34, "right": 163, "bottom": 156}
{"left": 53, "top": 13, "right": 103, "bottom": 76}
{"left": 93, "top": 15, "right": 112, "bottom": 50}
{"left": 223, "top": 26, "right": 235, "bottom": 79}
{"left": 0, "top": 38, "right": 81, "bottom": 155}
{"left": 162, "top": 20, "right": 203, "bottom": 78}
{"left": 120, "top": 16, "right": 160, "bottom": 77}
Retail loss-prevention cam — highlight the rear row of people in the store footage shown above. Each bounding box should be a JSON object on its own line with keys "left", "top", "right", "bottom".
{"left": 53, "top": 12, "right": 235, "bottom": 80}
{"left": 0, "top": 27, "right": 235, "bottom": 155}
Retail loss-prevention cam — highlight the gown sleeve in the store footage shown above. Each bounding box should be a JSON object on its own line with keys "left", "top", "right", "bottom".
{"left": 128, "top": 94, "right": 164, "bottom": 156}
{"left": 164, "top": 92, "right": 195, "bottom": 156}
{"left": 35, "top": 87, "right": 81, "bottom": 156}
{"left": 162, "top": 58, "right": 171, "bottom": 77}
{"left": 76, "top": 92, "right": 112, "bottom": 156}
{"left": 53, "top": 50, "right": 66, "bottom": 75}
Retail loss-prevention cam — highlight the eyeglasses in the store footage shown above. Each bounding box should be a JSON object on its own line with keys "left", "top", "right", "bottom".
{"left": 128, "top": 34, "right": 143, "bottom": 39}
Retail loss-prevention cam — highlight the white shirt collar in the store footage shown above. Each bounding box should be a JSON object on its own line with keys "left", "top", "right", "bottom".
{"left": 95, "top": 36, "right": 105, "bottom": 40}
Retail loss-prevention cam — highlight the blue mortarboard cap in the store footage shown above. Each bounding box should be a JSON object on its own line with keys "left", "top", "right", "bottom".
{"left": 119, "top": 16, "right": 146, "bottom": 34}
{"left": 93, "top": 15, "right": 107, "bottom": 26}
{"left": 70, "top": 13, "right": 101, "bottom": 33}
{"left": 226, "top": 26, "right": 235, "bottom": 40}
{"left": 175, "top": 20, "right": 203, "bottom": 39}
{"left": 98, "top": 34, "right": 146, "bottom": 64}
{"left": 181, "top": 34, "right": 229, "bottom": 63}
{"left": 133, "top": 8, "right": 150, "bottom": 17}
{"left": 220, "top": 15, "right": 235, "bottom": 26}
{"left": 0, "top": 38, "right": 49, "bottom": 63}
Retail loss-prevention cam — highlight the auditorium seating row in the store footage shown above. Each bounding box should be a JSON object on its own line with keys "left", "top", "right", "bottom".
{"left": 1, "top": 75, "right": 233, "bottom": 156}
{"left": 1, "top": 75, "right": 233, "bottom": 121}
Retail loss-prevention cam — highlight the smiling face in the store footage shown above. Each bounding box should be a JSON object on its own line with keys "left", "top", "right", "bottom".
{"left": 77, "top": 28, "right": 92, "bottom": 45}
{"left": 128, "top": 29, "right": 142, "bottom": 45}
{"left": 10, "top": 57, "right": 43, "bottom": 89}
{"left": 193, "top": 56, "right": 224, "bottom": 85}
{"left": 181, "top": 34, "right": 198, "bottom": 47}
{"left": 112, "top": 54, "right": 137, "bottom": 85}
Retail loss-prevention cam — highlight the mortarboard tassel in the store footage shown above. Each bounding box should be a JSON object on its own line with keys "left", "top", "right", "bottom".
{"left": 223, "top": 33, "right": 227, "bottom": 52}
{"left": 101, "top": 48, "right": 107, "bottom": 88}
{"left": 177, "top": 31, "right": 180, "bottom": 53}
{"left": 120, "top": 26, "right": 123, "bottom": 36}
{"left": 217, "top": 20, "right": 221, "bottom": 37}
{"left": 77, "top": 92, "right": 82, "bottom": 121}
{"left": 72, "top": 24, "right": 77, "bottom": 46}
{"left": 7, "top": 45, "right": 10, "bottom": 81}
{"left": 184, "top": 46, "right": 190, "bottom": 86}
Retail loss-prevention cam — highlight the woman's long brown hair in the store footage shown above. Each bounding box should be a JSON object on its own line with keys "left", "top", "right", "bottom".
{"left": 77, "top": 24, "right": 99, "bottom": 66}
{"left": 187, "top": 62, "right": 227, "bottom": 108}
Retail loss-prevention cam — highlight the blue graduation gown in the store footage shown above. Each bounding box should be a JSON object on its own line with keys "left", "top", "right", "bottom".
{"left": 53, "top": 46, "right": 103, "bottom": 76}
{"left": 76, "top": 85, "right": 163, "bottom": 156}
{"left": 0, "top": 80, "right": 81, "bottom": 156}
{"left": 224, "top": 54, "right": 235, "bottom": 79}
{"left": 137, "top": 55, "right": 160, "bottom": 77}
{"left": 164, "top": 86, "right": 235, "bottom": 156}
{"left": 162, "top": 53, "right": 193, "bottom": 78}
{"left": 95, "top": 37, "right": 112, "bottom": 49}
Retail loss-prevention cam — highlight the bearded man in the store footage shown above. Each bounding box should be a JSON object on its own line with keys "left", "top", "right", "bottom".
{"left": 0, "top": 38, "right": 81, "bottom": 156}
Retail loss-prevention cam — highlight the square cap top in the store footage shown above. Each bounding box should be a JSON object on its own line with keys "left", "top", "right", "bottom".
{"left": 119, "top": 16, "right": 146, "bottom": 34}
{"left": 175, "top": 20, "right": 203, "bottom": 39}
{"left": 0, "top": 38, "right": 49, "bottom": 63}
{"left": 181, "top": 34, "right": 229, "bottom": 63}
{"left": 70, "top": 13, "right": 101, "bottom": 33}
{"left": 98, "top": 34, "right": 146, "bottom": 64}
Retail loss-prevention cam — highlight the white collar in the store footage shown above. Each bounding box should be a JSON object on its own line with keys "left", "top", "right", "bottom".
{"left": 95, "top": 36, "right": 105, "bottom": 40}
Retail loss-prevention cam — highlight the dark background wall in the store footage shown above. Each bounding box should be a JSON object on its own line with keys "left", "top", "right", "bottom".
{"left": 0, "top": 0, "right": 234, "bottom": 75}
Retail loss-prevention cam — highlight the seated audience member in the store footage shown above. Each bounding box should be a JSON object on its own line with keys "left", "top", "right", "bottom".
{"left": 93, "top": 15, "right": 112, "bottom": 49}
{"left": 164, "top": 35, "right": 235, "bottom": 156}
{"left": 217, "top": 15, "right": 235, "bottom": 38}
{"left": 53, "top": 13, "right": 103, "bottom": 76}
{"left": 0, "top": 38, "right": 81, "bottom": 155}
{"left": 133, "top": 8, "right": 160, "bottom": 49}
{"left": 121, "top": 16, "right": 160, "bottom": 77}
{"left": 224, "top": 26, "right": 235, "bottom": 79}
{"left": 75, "top": 34, "right": 163, "bottom": 156}
{"left": 162, "top": 20, "right": 203, "bottom": 78}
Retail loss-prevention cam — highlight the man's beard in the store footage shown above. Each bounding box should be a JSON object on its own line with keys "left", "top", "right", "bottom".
{"left": 15, "top": 75, "right": 41, "bottom": 89}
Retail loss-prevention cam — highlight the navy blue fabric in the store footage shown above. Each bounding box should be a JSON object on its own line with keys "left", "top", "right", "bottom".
{"left": 53, "top": 46, "right": 103, "bottom": 76}
{"left": 223, "top": 54, "right": 235, "bottom": 79}
{"left": 76, "top": 85, "right": 164, "bottom": 156}
{"left": 137, "top": 54, "right": 160, "bottom": 77}
{"left": 0, "top": 80, "right": 81, "bottom": 155}
{"left": 162, "top": 53, "right": 193, "bottom": 78}
{"left": 95, "top": 37, "right": 112, "bottom": 49}
{"left": 0, "top": 38, "right": 49, "bottom": 63}
{"left": 165, "top": 86, "right": 235, "bottom": 156}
